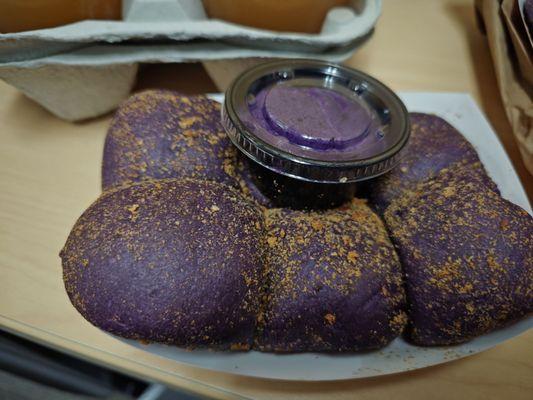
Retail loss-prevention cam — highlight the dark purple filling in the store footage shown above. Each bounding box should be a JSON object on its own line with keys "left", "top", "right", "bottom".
{"left": 248, "top": 85, "right": 380, "bottom": 158}
{"left": 260, "top": 86, "right": 371, "bottom": 150}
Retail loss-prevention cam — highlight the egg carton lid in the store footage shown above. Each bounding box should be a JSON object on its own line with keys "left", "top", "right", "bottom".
{"left": 0, "top": 38, "right": 366, "bottom": 69}
{"left": 0, "top": 0, "right": 381, "bottom": 63}
{"left": 0, "top": 38, "right": 366, "bottom": 121}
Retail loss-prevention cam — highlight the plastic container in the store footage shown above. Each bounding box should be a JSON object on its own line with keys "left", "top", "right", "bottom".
{"left": 222, "top": 60, "right": 410, "bottom": 208}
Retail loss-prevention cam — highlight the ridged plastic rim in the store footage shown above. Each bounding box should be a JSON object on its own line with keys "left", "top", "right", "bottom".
{"left": 222, "top": 60, "right": 410, "bottom": 183}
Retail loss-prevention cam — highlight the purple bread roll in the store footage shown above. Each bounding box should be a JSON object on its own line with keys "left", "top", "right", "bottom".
{"left": 385, "top": 168, "right": 533, "bottom": 346}
{"left": 257, "top": 200, "right": 407, "bottom": 352}
{"left": 365, "top": 113, "right": 498, "bottom": 213}
{"left": 61, "top": 178, "right": 265, "bottom": 349}
{"left": 102, "top": 90, "right": 239, "bottom": 190}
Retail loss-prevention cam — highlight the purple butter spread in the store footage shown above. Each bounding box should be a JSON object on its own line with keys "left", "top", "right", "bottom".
{"left": 261, "top": 86, "right": 371, "bottom": 150}
{"left": 246, "top": 85, "right": 385, "bottom": 161}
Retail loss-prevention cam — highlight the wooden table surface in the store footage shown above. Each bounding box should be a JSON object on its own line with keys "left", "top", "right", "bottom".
{"left": 1, "top": 0, "right": 531, "bottom": 399}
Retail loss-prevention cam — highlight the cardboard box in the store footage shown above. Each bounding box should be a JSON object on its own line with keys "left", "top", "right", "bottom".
{"left": 476, "top": 0, "right": 533, "bottom": 175}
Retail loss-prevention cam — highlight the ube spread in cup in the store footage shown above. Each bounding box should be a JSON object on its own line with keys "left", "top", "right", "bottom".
{"left": 222, "top": 60, "right": 410, "bottom": 208}
{"left": 251, "top": 85, "right": 376, "bottom": 152}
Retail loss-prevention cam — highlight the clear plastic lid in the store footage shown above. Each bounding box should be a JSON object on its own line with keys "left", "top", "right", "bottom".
{"left": 222, "top": 60, "right": 410, "bottom": 183}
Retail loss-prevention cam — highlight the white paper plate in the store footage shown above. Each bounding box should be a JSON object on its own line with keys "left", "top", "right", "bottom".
{"left": 117, "top": 92, "right": 532, "bottom": 381}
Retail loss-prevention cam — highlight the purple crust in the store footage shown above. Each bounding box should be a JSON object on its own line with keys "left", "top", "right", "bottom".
{"left": 365, "top": 113, "right": 499, "bottom": 214}
{"left": 102, "top": 89, "right": 277, "bottom": 208}
{"left": 102, "top": 90, "right": 239, "bottom": 190}
{"left": 60, "top": 178, "right": 265, "bottom": 349}
{"left": 385, "top": 168, "right": 533, "bottom": 346}
{"left": 64, "top": 87, "right": 532, "bottom": 352}
{"left": 257, "top": 200, "right": 407, "bottom": 352}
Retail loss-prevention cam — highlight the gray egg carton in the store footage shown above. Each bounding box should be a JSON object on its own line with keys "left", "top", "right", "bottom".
{"left": 0, "top": 0, "right": 381, "bottom": 121}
